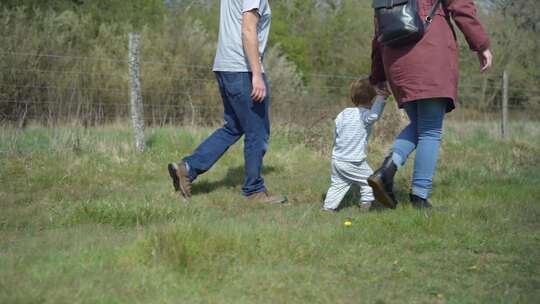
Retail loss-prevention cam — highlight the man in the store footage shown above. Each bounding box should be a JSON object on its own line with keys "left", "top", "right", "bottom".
{"left": 168, "top": 0, "right": 286, "bottom": 204}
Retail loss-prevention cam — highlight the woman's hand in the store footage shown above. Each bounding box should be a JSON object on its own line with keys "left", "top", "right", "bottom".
{"left": 478, "top": 49, "right": 493, "bottom": 73}
{"left": 374, "top": 81, "right": 390, "bottom": 97}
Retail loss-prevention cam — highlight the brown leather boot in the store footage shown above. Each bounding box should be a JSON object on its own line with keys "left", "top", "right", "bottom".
{"left": 247, "top": 191, "right": 288, "bottom": 204}
{"left": 367, "top": 153, "right": 398, "bottom": 209}
{"left": 168, "top": 161, "right": 192, "bottom": 198}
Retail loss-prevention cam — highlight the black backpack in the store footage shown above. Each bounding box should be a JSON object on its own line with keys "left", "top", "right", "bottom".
{"left": 373, "top": 0, "right": 443, "bottom": 48}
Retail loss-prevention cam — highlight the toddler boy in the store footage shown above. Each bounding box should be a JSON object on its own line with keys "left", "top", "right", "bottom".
{"left": 322, "top": 77, "right": 388, "bottom": 212}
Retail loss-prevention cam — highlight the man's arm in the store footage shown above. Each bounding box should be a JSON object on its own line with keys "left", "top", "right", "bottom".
{"left": 242, "top": 10, "right": 265, "bottom": 102}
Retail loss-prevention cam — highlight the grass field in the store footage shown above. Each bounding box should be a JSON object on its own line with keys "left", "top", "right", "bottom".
{"left": 1, "top": 120, "right": 539, "bottom": 303}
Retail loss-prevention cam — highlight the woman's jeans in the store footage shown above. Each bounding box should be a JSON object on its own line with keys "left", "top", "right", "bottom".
{"left": 391, "top": 99, "right": 447, "bottom": 199}
{"left": 183, "top": 72, "right": 270, "bottom": 196}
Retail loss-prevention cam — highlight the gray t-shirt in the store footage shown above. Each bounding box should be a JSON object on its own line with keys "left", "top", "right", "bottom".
{"left": 212, "top": 0, "right": 271, "bottom": 72}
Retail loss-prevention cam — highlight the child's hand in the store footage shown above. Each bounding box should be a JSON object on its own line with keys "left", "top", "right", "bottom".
{"left": 374, "top": 82, "right": 390, "bottom": 98}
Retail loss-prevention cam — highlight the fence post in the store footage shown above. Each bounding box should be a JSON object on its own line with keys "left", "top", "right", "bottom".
{"left": 128, "top": 32, "right": 145, "bottom": 152}
{"left": 501, "top": 70, "right": 508, "bottom": 139}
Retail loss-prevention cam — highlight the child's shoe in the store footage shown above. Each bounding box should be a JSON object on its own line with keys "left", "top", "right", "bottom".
{"left": 359, "top": 202, "right": 372, "bottom": 212}
{"left": 321, "top": 207, "right": 337, "bottom": 212}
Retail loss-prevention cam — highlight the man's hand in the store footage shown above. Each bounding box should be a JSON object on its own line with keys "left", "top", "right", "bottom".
{"left": 242, "top": 10, "right": 266, "bottom": 102}
{"left": 478, "top": 49, "right": 493, "bottom": 73}
{"left": 251, "top": 74, "right": 266, "bottom": 102}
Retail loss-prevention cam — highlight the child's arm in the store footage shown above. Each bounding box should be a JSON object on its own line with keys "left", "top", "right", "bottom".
{"left": 363, "top": 95, "right": 387, "bottom": 125}
{"left": 334, "top": 112, "right": 344, "bottom": 137}
{"left": 332, "top": 112, "right": 343, "bottom": 149}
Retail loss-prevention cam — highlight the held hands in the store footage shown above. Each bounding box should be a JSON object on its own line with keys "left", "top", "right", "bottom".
{"left": 374, "top": 81, "right": 391, "bottom": 98}
{"left": 251, "top": 74, "right": 266, "bottom": 102}
{"left": 478, "top": 49, "right": 493, "bottom": 73}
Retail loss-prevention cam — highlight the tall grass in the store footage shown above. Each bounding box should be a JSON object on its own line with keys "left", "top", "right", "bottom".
{"left": 0, "top": 120, "right": 539, "bottom": 303}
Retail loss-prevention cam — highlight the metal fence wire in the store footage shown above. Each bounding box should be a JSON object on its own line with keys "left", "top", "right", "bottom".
{"left": 0, "top": 50, "right": 538, "bottom": 128}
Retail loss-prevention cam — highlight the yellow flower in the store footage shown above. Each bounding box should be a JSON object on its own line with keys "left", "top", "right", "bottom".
{"left": 468, "top": 265, "right": 480, "bottom": 271}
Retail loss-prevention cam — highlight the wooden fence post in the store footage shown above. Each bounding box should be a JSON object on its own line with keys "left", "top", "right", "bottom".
{"left": 502, "top": 70, "right": 508, "bottom": 139}
{"left": 128, "top": 32, "right": 145, "bottom": 152}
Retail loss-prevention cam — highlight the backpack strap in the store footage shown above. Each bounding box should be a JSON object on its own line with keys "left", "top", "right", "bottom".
{"left": 424, "top": 0, "right": 456, "bottom": 41}
{"left": 440, "top": 0, "right": 458, "bottom": 40}
{"left": 424, "top": 0, "right": 443, "bottom": 26}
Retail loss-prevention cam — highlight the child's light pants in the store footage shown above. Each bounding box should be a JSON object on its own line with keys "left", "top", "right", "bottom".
{"left": 323, "top": 159, "right": 375, "bottom": 210}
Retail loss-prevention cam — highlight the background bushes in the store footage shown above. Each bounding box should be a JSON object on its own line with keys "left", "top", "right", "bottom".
{"left": 0, "top": 0, "right": 538, "bottom": 126}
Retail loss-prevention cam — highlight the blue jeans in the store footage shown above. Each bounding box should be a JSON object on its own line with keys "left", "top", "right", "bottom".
{"left": 183, "top": 72, "right": 270, "bottom": 196}
{"left": 391, "top": 99, "right": 447, "bottom": 199}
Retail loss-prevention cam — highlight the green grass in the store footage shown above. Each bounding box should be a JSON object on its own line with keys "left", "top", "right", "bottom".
{"left": 1, "top": 121, "right": 539, "bottom": 303}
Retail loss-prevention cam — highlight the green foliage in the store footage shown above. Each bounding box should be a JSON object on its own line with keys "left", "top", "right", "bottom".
{"left": 0, "top": 0, "right": 538, "bottom": 125}
{"left": 0, "top": 0, "right": 166, "bottom": 29}
{"left": 0, "top": 0, "right": 83, "bottom": 12}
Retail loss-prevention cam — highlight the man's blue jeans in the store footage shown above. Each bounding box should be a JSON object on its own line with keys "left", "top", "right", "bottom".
{"left": 391, "top": 99, "right": 447, "bottom": 199}
{"left": 183, "top": 72, "right": 270, "bottom": 196}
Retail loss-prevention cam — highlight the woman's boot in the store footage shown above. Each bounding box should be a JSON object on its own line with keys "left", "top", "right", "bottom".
{"left": 409, "top": 194, "right": 433, "bottom": 209}
{"left": 368, "top": 154, "right": 399, "bottom": 209}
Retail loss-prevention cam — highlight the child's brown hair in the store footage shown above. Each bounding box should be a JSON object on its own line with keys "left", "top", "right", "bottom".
{"left": 350, "top": 77, "right": 377, "bottom": 107}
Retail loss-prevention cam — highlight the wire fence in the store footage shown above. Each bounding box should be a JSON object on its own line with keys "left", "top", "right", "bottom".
{"left": 1, "top": 50, "right": 538, "bottom": 129}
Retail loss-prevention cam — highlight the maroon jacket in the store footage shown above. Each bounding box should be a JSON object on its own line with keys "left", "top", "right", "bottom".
{"left": 369, "top": 0, "right": 491, "bottom": 112}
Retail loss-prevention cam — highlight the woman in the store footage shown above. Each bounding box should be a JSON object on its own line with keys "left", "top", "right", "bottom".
{"left": 367, "top": 0, "right": 493, "bottom": 209}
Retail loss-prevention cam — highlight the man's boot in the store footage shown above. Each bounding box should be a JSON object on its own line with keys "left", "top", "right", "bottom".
{"left": 168, "top": 161, "right": 192, "bottom": 198}
{"left": 368, "top": 153, "right": 398, "bottom": 209}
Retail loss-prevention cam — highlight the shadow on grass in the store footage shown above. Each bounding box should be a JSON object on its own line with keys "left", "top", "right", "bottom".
{"left": 192, "top": 165, "right": 278, "bottom": 195}
{"left": 145, "top": 135, "right": 158, "bottom": 149}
